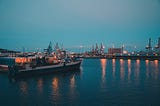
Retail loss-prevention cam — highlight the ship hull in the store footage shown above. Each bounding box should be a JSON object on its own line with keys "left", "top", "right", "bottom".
{"left": 8, "top": 61, "right": 81, "bottom": 78}
{"left": 0, "top": 65, "right": 8, "bottom": 72}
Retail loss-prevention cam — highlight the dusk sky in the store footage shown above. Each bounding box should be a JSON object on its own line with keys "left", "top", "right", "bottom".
{"left": 0, "top": 0, "right": 160, "bottom": 51}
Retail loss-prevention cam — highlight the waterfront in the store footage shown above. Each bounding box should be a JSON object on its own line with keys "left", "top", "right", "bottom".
{"left": 0, "top": 59, "right": 160, "bottom": 105}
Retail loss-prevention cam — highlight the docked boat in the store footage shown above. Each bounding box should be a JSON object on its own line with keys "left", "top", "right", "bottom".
{"left": 0, "top": 65, "right": 8, "bottom": 72}
{"left": 0, "top": 57, "right": 15, "bottom": 72}
{"left": 8, "top": 59, "right": 82, "bottom": 78}
{"left": 8, "top": 42, "right": 82, "bottom": 77}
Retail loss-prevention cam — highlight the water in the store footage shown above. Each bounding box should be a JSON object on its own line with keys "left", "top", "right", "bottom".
{"left": 0, "top": 59, "right": 160, "bottom": 106}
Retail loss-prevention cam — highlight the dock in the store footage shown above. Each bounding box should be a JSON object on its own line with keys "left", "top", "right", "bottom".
{"left": 80, "top": 55, "right": 160, "bottom": 60}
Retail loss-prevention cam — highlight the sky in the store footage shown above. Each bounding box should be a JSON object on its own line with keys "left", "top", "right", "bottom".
{"left": 0, "top": 0, "right": 160, "bottom": 52}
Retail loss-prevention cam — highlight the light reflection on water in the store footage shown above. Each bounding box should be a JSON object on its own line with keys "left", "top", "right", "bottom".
{"left": 1, "top": 59, "right": 160, "bottom": 106}
{"left": 135, "top": 59, "right": 140, "bottom": 82}
{"left": 120, "top": 59, "right": 125, "bottom": 80}
{"left": 20, "top": 81, "right": 28, "bottom": 95}
{"left": 52, "top": 77, "right": 58, "bottom": 92}
{"left": 146, "top": 60, "right": 149, "bottom": 79}
{"left": 127, "top": 59, "right": 131, "bottom": 81}
{"left": 70, "top": 75, "right": 76, "bottom": 101}
{"left": 112, "top": 59, "right": 116, "bottom": 78}
{"left": 70, "top": 75, "right": 75, "bottom": 89}
{"left": 154, "top": 60, "right": 159, "bottom": 80}
{"left": 37, "top": 78, "right": 43, "bottom": 93}
{"left": 100, "top": 59, "right": 106, "bottom": 85}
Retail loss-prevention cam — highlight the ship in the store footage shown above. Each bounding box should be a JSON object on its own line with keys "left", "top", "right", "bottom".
{"left": 8, "top": 59, "right": 82, "bottom": 78}
{"left": 7, "top": 42, "right": 82, "bottom": 77}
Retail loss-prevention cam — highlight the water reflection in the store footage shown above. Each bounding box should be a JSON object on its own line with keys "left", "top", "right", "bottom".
{"left": 154, "top": 60, "right": 159, "bottom": 80}
{"left": 70, "top": 75, "right": 75, "bottom": 89}
{"left": 120, "top": 59, "right": 125, "bottom": 80}
{"left": 79, "top": 66, "right": 83, "bottom": 80}
{"left": 100, "top": 59, "right": 106, "bottom": 87}
{"left": 127, "top": 59, "right": 131, "bottom": 80}
{"left": 2, "top": 59, "right": 160, "bottom": 105}
{"left": 146, "top": 60, "right": 149, "bottom": 79}
{"left": 112, "top": 59, "right": 116, "bottom": 78}
{"left": 70, "top": 75, "right": 76, "bottom": 99}
{"left": 154, "top": 60, "right": 158, "bottom": 67}
{"left": 20, "top": 81, "right": 28, "bottom": 95}
{"left": 100, "top": 59, "right": 106, "bottom": 79}
{"left": 52, "top": 77, "right": 59, "bottom": 97}
{"left": 37, "top": 78, "right": 43, "bottom": 93}
{"left": 146, "top": 60, "right": 149, "bottom": 65}
{"left": 135, "top": 59, "right": 140, "bottom": 80}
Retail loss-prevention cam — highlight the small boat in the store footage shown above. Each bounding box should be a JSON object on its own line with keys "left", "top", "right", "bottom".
{"left": 0, "top": 65, "right": 8, "bottom": 72}
{"left": 8, "top": 59, "right": 82, "bottom": 78}
{"left": 0, "top": 57, "right": 15, "bottom": 72}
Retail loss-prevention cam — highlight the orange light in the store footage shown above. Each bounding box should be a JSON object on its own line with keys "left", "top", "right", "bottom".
{"left": 146, "top": 60, "right": 149, "bottom": 65}
{"left": 15, "top": 57, "right": 32, "bottom": 63}
{"left": 52, "top": 77, "right": 58, "bottom": 89}
{"left": 101, "top": 59, "right": 106, "bottom": 67}
{"left": 136, "top": 59, "right": 140, "bottom": 64}
{"left": 112, "top": 59, "right": 115, "bottom": 64}
{"left": 100, "top": 59, "right": 107, "bottom": 83}
{"left": 120, "top": 59, "right": 123, "bottom": 63}
{"left": 128, "top": 59, "right": 131, "bottom": 63}
{"left": 128, "top": 59, "right": 131, "bottom": 70}
{"left": 154, "top": 60, "right": 158, "bottom": 66}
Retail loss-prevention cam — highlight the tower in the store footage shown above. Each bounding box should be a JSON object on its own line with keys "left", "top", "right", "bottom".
{"left": 92, "top": 45, "right": 95, "bottom": 53}
{"left": 95, "top": 43, "right": 99, "bottom": 54}
{"left": 47, "top": 41, "right": 52, "bottom": 54}
{"left": 54, "top": 42, "right": 59, "bottom": 51}
{"left": 121, "top": 44, "right": 124, "bottom": 54}
{"left": 146, "top": 38, "right": 152, "bottom": 52}
{"left": 155, "top": 37, "right": 160, "bottom": 52}
{"left": 100, "top": 43, "right": 104, "bottom": 54}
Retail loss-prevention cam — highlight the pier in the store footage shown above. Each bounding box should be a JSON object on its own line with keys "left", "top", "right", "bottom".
{"left": 83, "top": 55, "right": 160, "bottom": 60}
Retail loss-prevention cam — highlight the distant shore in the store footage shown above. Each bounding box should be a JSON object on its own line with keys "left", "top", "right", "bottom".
{"left": 80, "top": 55, "right": 160, "bottom": 60}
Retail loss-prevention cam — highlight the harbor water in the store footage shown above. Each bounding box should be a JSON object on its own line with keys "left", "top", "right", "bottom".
{"left": 0, "top": 59, "right": 160, "bottom": 105}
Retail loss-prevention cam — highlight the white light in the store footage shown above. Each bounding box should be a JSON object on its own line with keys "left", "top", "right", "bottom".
{"left": 123, "top": 50, "right": 128, "bottom": 54}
